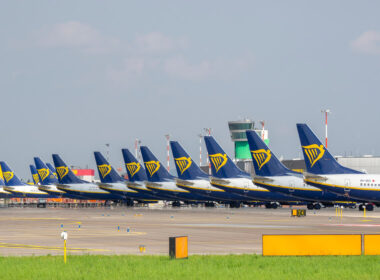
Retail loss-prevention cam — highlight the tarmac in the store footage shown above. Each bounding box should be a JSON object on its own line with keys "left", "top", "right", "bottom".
{"left": 0, "top": 205, "right": 380, "bottom": 256}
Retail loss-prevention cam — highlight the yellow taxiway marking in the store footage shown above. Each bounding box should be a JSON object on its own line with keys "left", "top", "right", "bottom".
{"left": 361, "top": 220, "right": 373, "bottom": 222}
{"left": 0, "top": 242, "right": 108, "bottom": 252}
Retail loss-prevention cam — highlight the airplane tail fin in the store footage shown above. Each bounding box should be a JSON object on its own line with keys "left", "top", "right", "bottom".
{"left": 246, "top": 130, "right": 293, "bottom": 176}
{"left": 0, "top": 161, "right": 25, "bottom": 186}
{"left": 170, "top": 141, "right": 208, "bottom": 180}
{"left": 46, "top": 163, "right": 58, "bottom": 178}
{"left": 121, "top": 149, "right": 147, "bottom": 182}
{"left": 52, "top": 154, "right": 84, "bottom": 184}
{"left": 203, "top": 136, "right": 248, "bottom": 178}
{"left": 140, "top": 146, "right": 175, "bottom": 182}
{"left": 94, "top": 151, "right": 123, "bottom": 183}
{"left": 34, "top": 157, "right": 59, "bottom": 185}
{"left": 296, "top": 123, "right": 362, "bottom": 174}
{"left": 0, "top": 163, "right": 3, "bottom": 181}
{"left": 30, "top": 165, "right": 40, "bottom": 185}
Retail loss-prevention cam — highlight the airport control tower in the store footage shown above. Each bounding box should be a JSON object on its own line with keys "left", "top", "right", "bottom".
{"left": 228, "top": 119, "right": 269, "bottom": 160}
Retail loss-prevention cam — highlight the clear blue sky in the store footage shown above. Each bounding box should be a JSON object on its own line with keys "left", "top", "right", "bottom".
{"left": 1, "top": 1, "right": 380, "bottom": 179}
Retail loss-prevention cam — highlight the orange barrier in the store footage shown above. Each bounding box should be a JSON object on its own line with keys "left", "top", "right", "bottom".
{"left": 263, "top": 234, "right": 362, "bottom": 256}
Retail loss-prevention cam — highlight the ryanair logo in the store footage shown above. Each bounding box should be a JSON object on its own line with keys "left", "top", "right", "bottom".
{"left": 56, "top": 166, "right": 69, "bottom": 180}
{"left": 3, "top": 171, "right": 14, "bottom": 183}
{"left": 209, "top": 153, "right": 228, "bottom": 173}
{"left": 32, "top": 174, "right": 40, "bottom": 184}
{"left": 251, "top": 149, "right": 271, "bottom": 170}
{"left": 126, "top": 162, "right": 140, "bottom": 178}
{"left": 37, "top": 168, "right": 50, "bottom": 182}
{"left": 302, "top": 144, "right": 325, "bottom": 167}
{"left": 98, "top": 164, "right": 112, "bottom": 178}
{"left": 145, "top": 161, "right": 160, "bottom": 177}
{"left": 174, "top": 157, "right": 192, "bottom": 175}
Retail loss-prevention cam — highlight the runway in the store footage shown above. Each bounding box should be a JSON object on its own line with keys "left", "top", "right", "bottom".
{"left": 0, "top": 206, "right": 379, "bottom": 256}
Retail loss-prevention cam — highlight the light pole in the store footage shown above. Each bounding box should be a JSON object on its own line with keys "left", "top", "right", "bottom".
{"left": 105, "top": 143, "right": 110, "bottom": 161}
{"left": 165, "top": 134, "right": 170, "bottom": 171}
{"left": 203, "top": 128, "right": 212, "bottom": 175}
{"left": 198, "top": 134, "right": 203, "bottom": 166}
{"left": 260, "top": 120, "right": 265, "bottom": 140}
{"left": 135, "top": 138, "right": 141, "bottom": 162}
{"left": 321, "top": 109, "right": 331, "bottom": 148}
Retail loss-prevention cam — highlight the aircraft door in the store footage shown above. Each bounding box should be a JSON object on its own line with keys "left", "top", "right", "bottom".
{"left": 289, "top": 181, "right": 295, "bottom": 193}
{"left": 344, "top": 179, "right": 351, "bottom": 194}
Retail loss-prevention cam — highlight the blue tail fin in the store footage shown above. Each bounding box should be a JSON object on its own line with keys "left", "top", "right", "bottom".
{"left": 170, "top": 141, "right": 208, "bottom": 180}
{"left": 121, "top": 149, "right": 147, "bottom": 182}
{"left": 246, "top": 130, "right": 294, "bottom": 176}
{"left": 94, "top": 151, "right": 124, "bottom": 183}
{"left": 30, "top": 165, "right": 40, "bottom": 184}
{"left": 140, "top": 146, "right": 175, "bottom": 182}
{"left": 0, "top": 161, "right": 25, "bottom": 186}
{"left": 203, "top": 136, "right": 249, "bottom": 178}
{"left": 46, "top": 163, "right": 58, "bottom": 178}
{"left": 52, "top": 154, "right": 84, "bottom": 184}
{"left": 296, "top": 124, "right": 362, "bottom": 174}
{"left": 34, "top": 157, "right": 59, "bottom": 185}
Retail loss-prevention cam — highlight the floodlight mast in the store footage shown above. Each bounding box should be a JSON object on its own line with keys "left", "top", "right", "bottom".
{"left": 321, "top": 109, "right": 331, "bottom": 148}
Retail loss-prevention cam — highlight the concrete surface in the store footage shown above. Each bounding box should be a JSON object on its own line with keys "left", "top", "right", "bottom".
{"left": 0, "top": 206, "right": 379, "bottom": 256}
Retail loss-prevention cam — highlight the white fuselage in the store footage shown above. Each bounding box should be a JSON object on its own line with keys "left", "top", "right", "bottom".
{"left": 305, "top": 174, "right": 380, "bottom": 202}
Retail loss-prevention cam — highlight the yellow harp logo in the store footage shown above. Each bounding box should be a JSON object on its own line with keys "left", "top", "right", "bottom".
{"left": 3, "top": 171, "right": 14, "bottom": 183}
{"left": 302, "top": 144, "right": 325, "bottom": 167}
{"left": 98, "top": 164, "right": 112, "bottom": 179}
{"left": 209, "top": 153, "right": 228, "bottom": 173}
{"left": 175, "top": 157, "right": 192, "bottom": 175}
{"left": 145, "top": 161, "right": 160, "bottom": 177}
{"left": 56, "top": 166, "right": 69, "bottom": 180}
{"left": 37, "top": 168, "right": 50, "bottom": 182}
{"left": 32, "top": 174, "right": 40, "bottom": 184}
{"left": 126, "top": 162, "right": 140, "bottom": 178}
{"left": 251, "top": 149, "right": 272, "bottom": 170}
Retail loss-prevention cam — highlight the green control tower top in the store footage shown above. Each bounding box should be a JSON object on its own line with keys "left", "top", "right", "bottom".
{"left": 228, "top": 119, "right": 269, "bottom": 160}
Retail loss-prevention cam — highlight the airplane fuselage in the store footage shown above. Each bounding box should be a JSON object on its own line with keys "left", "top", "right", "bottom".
{"left": 305, "top": 174, "right": 380, "bottom": 203}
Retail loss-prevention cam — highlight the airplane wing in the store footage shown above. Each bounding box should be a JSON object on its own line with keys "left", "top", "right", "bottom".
{"left": 253, "top": 176, "right": 274, "bottom": 182}
{"left": 175, "top": 179, "right": 194, "bottom": 186}
{"left": 303, "top": 172, "right": 328, "bottom": 181}
{"left": 210, "top": 177, "right": 230, "bottom": 185}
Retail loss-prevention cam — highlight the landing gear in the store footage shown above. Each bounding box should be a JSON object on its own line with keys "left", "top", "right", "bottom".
{"left": 307, "top": 203, "right": 321, "bottom": 210}
{"left": 229, "top": 202, "right": 241, "bottom": 208}
{"left": 359, "top": 204, "right": 374, "bottom": 211}
{"left": 265, "top": 203, "right": 278, "bottom": 209}
{"left": 172, "top": 201, "right": 181, "bottom": 207}
{"left": 205, "top": 202, "right": 215, "bottom": 208}
{"left": 313, "top": 203, "right": 321, "bottom": 210}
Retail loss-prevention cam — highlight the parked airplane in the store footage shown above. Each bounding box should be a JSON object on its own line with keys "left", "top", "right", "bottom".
{"left": 246, "top": 130, "right": 356, "bottom": 209}
{"left": 204, "top": 136, "right": 302, "bottom": 208}
{"left": 0, "top": 166, "right": 12, "bottom": 198}
{"left": 0, "top": 161, "right": 54, "bottom": 198}
{"left": 30, "top": 165, "right": 40, "bottom": 185}
{"left": 140, "top": 146, "right": 211, "bottom": 205}
{"left": 94, "top": 151, "right": 158, "bottom": 205}
{"left": 122, "top": 148, "right": 172, "bottom": 201}
{"left": 297, "top": 123, "right": 376, "bottom": 210}
{"left": 34, "top": 157, "right": 84, "bottom": 199}
{"left": 52, "top": 154, "right": 124, "bottom": 201}
{"left": 170, "top": 140, "right": 249, "bottom": 206}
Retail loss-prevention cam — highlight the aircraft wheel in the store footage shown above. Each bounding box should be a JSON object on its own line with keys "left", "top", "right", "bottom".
{"left": 271, "top": 203, "right": 278, "bottom": 209}
{"left": 366, "top": 204, "right": 374, "bottom": 211}
{"left": 359, "top": 204, "right": 364, "bottom": 211}
{"left": 265, "top": 203, "right": 272, "bottom": 209}
{"left": 313, "top": 204, "right": 321, "bottom": 210}
{"left": 307, "top": 204, "right": 314, "bottom": 210}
